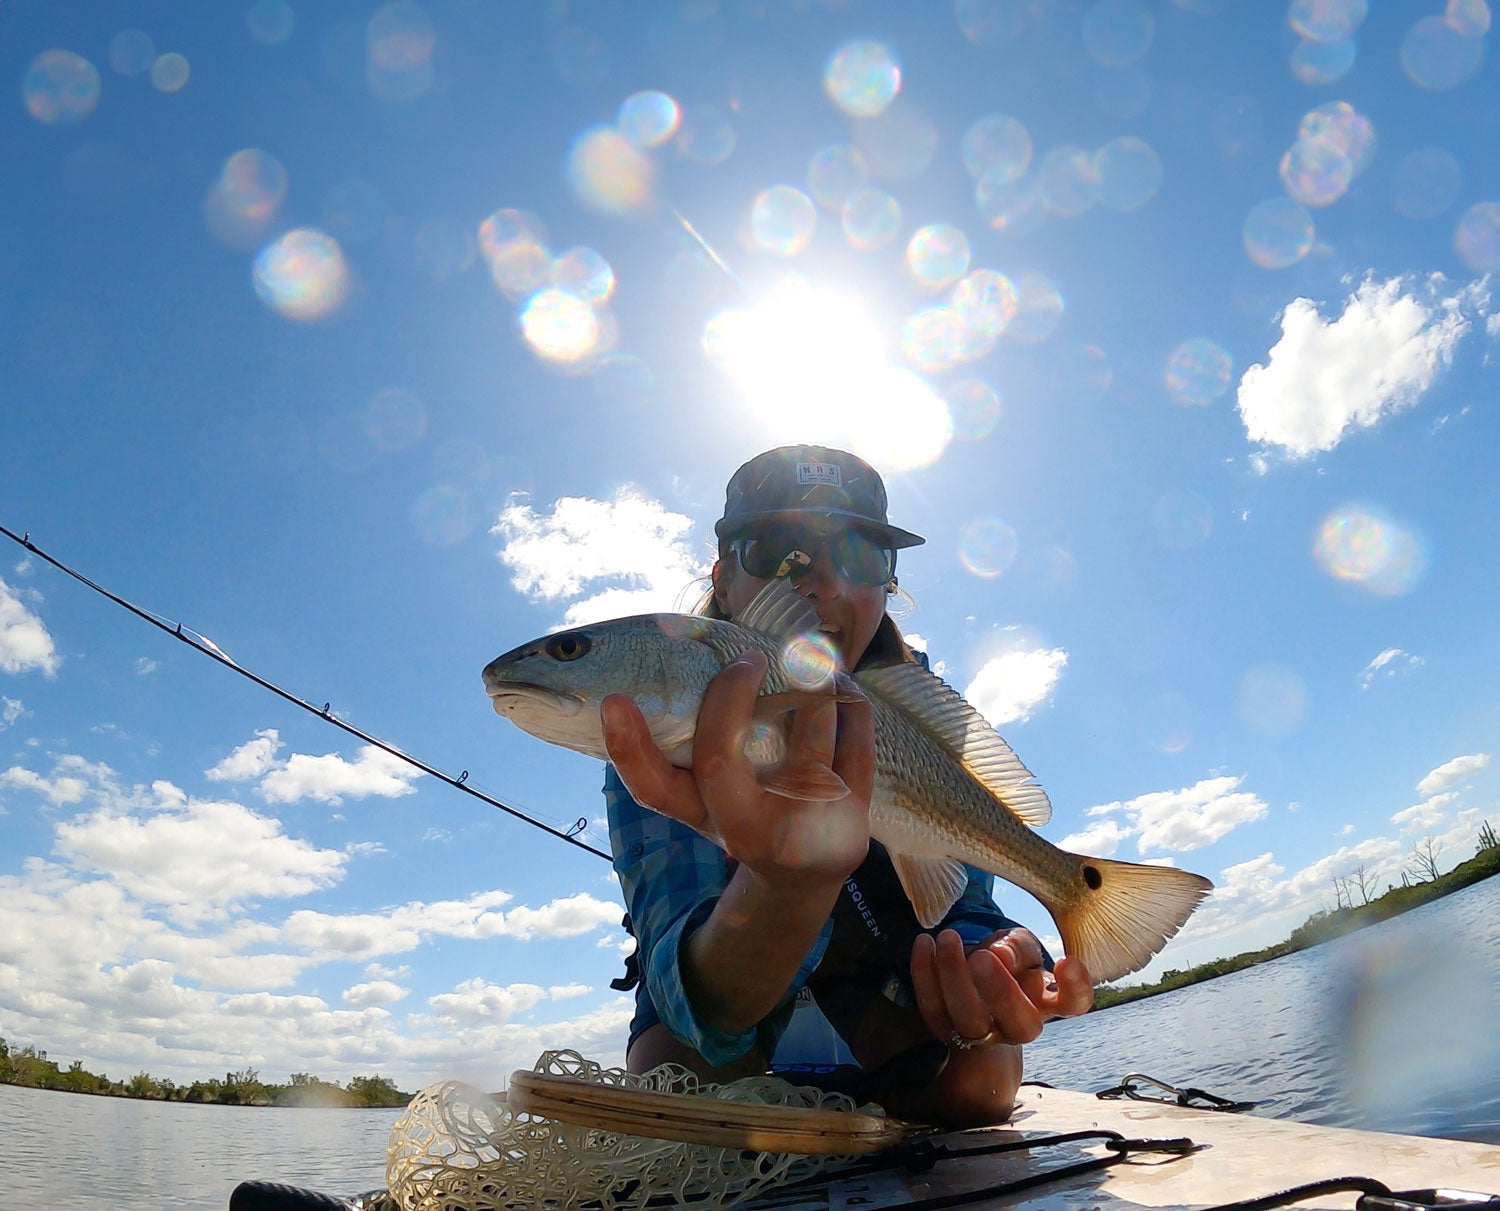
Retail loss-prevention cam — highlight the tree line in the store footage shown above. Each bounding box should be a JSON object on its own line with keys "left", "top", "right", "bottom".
{"left": 1093, "top": 819, "right": 1500, "bottom": 1010}
{"left": 0, "top": 1041, "right": 411, "bottom": 1107}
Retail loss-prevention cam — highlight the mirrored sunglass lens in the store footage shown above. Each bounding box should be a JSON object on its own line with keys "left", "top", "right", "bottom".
{"left": 736, "top": 529, "right": 892, "bottom": 583}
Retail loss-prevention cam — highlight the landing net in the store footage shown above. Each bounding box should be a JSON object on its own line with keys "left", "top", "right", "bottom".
{"left": 384, "top": 1049, "right": 870, "bottom": 1211}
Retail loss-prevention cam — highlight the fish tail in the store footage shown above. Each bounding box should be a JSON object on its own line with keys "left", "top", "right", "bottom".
{"left": 1048, "top": 854, "right": 1213, "bottom": 984}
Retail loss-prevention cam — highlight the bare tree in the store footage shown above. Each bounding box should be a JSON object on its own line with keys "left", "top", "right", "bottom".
{"left": 1478, "top": 818, "right": 1499, "bottom": 854}
{"left": 1348, "top": 864, "right": 1375, "bottom": 905}
{"left": 1407, "top": 834, "right": 1442, "bottom": 883}
{"left": 1331, "top": 874, "right": 1350, "bottom": 910}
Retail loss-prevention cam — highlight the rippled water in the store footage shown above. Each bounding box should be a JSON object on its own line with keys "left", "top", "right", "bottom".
{"left": 8, "top": 878, "right": 1498, "bottom": 1209}
{"left": 1028, "top": 874, "right": 1500, "bottom": 1144}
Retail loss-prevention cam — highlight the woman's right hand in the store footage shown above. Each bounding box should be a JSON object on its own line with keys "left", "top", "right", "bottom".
{"left": 601, "top": 649, "right": 875, "bottom": 889}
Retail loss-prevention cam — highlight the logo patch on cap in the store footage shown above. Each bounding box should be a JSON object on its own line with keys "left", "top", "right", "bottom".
{"left": 797, "top": 461, "right": 842, "bottom": 487}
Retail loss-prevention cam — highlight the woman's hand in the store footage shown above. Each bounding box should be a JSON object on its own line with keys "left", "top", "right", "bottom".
{"left": 911, "top": 927, "right": 1093, "bottom": 1049}
{"left": 601, "top": 649, "right": 876, "bottom": 888}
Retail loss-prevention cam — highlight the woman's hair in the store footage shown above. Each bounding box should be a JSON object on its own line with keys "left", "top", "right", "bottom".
{"left": 694, "top": 555, "right": 918, "bottom": 671}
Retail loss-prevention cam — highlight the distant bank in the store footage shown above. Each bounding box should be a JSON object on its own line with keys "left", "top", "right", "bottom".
{"left": 1093, "top": 828, "right": 1500, "bottom": 1011}
{"left": 0, "top": 1047, "right": 410, "bottom": 1108}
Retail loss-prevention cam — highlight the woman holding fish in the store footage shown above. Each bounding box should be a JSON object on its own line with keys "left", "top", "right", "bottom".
{"left": 597, "top": 445, "right": 1097, "bottom": 1127}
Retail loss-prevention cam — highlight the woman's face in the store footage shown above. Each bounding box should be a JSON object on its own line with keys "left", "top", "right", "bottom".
{"left": 714, "top": 526, "right": 889, "bottom": 670}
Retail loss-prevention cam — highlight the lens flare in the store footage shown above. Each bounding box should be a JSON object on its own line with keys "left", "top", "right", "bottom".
{"left": 905, "top": 224, "right": 971, "bottom": 290}
{"left": 1445, "top": 0, "right": 1491, "bottom": 37}
{"left": 253, "top": 229, "right": 350, "bottom": 321}
{"left": 1165, "top": 338, "right": 1233, "bottom": 405}
{"left": 807, "top": 144, "right": 868, "bottom": 210}
{"left": 1288, "top": 0, "right": 1368, "bottom": 42}
{"left": 151, "top": 52, "right": 190, "bottom": 92}
{"left": 1094, "top": 136, "right": 1162, "bottom": 210}
{"left": 247, "top": 0, "right": 297, "bottom": 46}
{"left": 551, "top": 247, "right": 615, "bottom": 304}
{"left": 842, "top": 188, "right": 902, "bottom": 250}
{"left": 1039, "top": 146, "right": 1101, "bottom": 216}
{"left": 1392, "top": 148, "right": 1462, "bottom": 219}
{"left": 1082, "top": 0, "right": 1155, "bottom": 67}
{"left": 959, "top": 518, "right": 1019, "bottom": 578}
{"left": 366, "top": 387, "right": 427, "bottom": 451}
{"left": 1244, "top": 198, "right": 1314, "bottom": 268}
{"left": 955, "top": 0, "right": 1028, "bottom": 47}
{"left": 823, "top": 39, "right": 900, "bottom": 118}
{"left": 849, "top": 369, "right": 953, "bottom": 471}
{"left": 783, "top": 634, "right": 838, "bottom": 689}
{"left": 1236, "top": 665, "right": 1307, "bottom": 738}
{"left": 412, "top": 484, "right": 478, "bottom": 547}
{"left": 109, "top": 30, "right": 156, "bottom": 76}
{"left": 520, "top": 288, "right": 605, "bottom": 364}
{"left": 1007, "top": 272, "right": 1065, "bottom": 343}
{"left": 617, "top": 90, "right": 680, "bottom": 150}
{"left": 1153, "top": 489, "right": 1214, "bottom": 549}
{"left": 750, "top": 186, "right": 817, "bottom": 257}
{"left": 952, "top": 269, "right": 1017, "bottom": 347}
{"left": 976, "top": 171, "right": 1046, "bottom": 236}
{"left": 568, "top": 125, "right": 654, "bottom": 217}
{"left": 901, "top": 307, "right": 969, "bottom": 372}
{"left": 1278, "top": 102, "right": 1374, "bottom": 209}
{"left": 204, "top": 148, "right": 289, "bottom": 251}
{"left": 1401, "top": 13, "right": 1484, "bottom": 89}
{"left": 1453, "top": 202, "right": 1500, "bottom": 272}
{"left": 1290, "top": 37, "right": 1356, "bottom": 84}
{"left": 676, "top": 103, "right": 736, "bottom": 165}
{"left": 1313, "top": 504, "right": 1429, "bottom": 595}
{"left": 946, "top": 378, "right": 1002, "bottom": 440}
{"left": 365, "top": 1, "right": 434, "bottom": 100}
{"left": 961, "top": 115, "right": 1031, "bottom": 184}
{"left": 479, "top": 209, "right": 552, "bottom": 299}
{"left": 24, "top": 50, "right": 101, "bottom": 123}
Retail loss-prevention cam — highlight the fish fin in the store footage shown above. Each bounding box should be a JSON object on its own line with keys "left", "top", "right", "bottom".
{"left": 889, "top": 852, "right": 971, "bottom": 929}
{"left": 858, "top": 663, "right": 1052, "bottom": 828}
{"left": 761, "top": 760, "right": 850, "bottom": 802}
{"left": 734, "top": 577, "right": 822, "bottom": 644}
{"left": 1049, "top": 854, "right": 1214, "bottom": 984}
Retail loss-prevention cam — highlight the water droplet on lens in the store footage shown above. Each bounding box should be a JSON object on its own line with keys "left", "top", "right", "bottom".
{"left": 109, "top": 30, "right": 156, "bottom": 76}
{"left": 807, "top": 144, "right": 869, "bottom": 210}
{"left": 823, "top": 39, "right": 901, "bottom": 118}
{"left": 24, "top": 50, "right": 101, "bottom": 123}
{"left": 1243, "top": 197, "right": 1314, "bottom": 268}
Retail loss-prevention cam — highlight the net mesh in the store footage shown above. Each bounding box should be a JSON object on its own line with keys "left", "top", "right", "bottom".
{"left": 384, "top": 1049, "right": 871, "bottom": 1211}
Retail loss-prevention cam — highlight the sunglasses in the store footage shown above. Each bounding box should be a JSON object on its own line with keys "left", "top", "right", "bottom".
{"left": 729, "top": 524, "right": 896, "bottom": 587}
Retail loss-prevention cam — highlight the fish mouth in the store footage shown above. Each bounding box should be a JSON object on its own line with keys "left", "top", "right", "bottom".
{"left": 485, "top": 682, "right": 585, "bottom": 718}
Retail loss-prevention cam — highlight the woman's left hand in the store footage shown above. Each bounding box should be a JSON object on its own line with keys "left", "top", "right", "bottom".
{"left": 910, "top": 927, "right": 1093, "bottom": 1049}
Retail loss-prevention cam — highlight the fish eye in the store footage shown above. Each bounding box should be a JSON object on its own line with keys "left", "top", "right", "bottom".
{"left": 543, "top": 633, "right": 591, "bottom": 661}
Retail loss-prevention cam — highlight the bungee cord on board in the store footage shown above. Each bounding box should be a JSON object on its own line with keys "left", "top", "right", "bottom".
{"left": 0, "top": 522, "right": 611, "bottom": 862}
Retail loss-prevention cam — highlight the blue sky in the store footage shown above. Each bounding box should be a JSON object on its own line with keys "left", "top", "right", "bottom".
{"left": 2, "top": 0, "right": 1497, "bottom": 1092}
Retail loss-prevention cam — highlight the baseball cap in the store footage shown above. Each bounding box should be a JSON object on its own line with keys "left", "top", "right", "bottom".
{"left": 714, "top": 445, "right": 925, "bottom": 549}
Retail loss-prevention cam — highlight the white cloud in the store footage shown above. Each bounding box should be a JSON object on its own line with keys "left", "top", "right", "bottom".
{"left": 1, "top": 697, "right": 24, "bottom": 730}
{"left": 1391, "top": 792, "right": 1457, "bottom": 834}
{"left": 55, "top": 796, "right": 348, "bottom": 924}
{"left": 279, "top": 890, "right": 617, "bottom": 960}
{"left": 549, "top": 982, "right": 591, "bottom": 1000}
{"left": 964, "top": 641, "right": 1068, "bottom": 726}
{"left": 493, "top": 488, "right": 711, "bottom": 627}
{"left": 1358, "top": 647, "right": 1423, "bottom": 690}
{"left": 206, "top": 729, "right": 283, "bottom": 781}
{"left": 1237, "top": 275, "right": 1480, "bottom": 459}
{"left": 136, "top": 657, "right": 158, "bottom": 675}
{"left": 258, "top": 745, "right": 423, "bottom": 805}
{"left": 1, "top": 759, "right": 94, "bottom": 806}
{"left": 342, "top": 979, "right": 409, "bottom": 1007}
{"left": 0, "top": 577, "right": 60, "bottom": 676}
{"left": 426, "top": 978, "right": 547, "bottom": 1024}
{"left": 1065, "top": 775, "right": 1268, "bottom": 856}
{"left": 1417, "top": 752, "right": 1490, "bottom": 797}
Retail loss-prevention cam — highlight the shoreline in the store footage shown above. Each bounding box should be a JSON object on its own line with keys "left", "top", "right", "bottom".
{"left": 1090, "top": 840, "right": 1500, "bottom": 1012}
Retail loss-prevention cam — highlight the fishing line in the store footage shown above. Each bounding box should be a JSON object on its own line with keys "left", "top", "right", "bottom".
{"left": 0, "top": 523, "right": 611, "bottom": 862}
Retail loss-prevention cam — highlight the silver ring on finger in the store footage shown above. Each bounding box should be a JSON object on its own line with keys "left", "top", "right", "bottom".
{"left": 949, "top": 1026, "right": 1002, "bottom": 1052}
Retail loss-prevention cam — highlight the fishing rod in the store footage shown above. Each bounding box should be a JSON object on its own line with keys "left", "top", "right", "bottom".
{"left": 0, "top": 522, "right": 611, "bottom": 862}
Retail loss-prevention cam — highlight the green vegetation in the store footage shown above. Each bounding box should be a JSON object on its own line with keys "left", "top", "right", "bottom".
{"left": 1093, "top": 823, "right": 1500, "bottom": 1011}
{"left": 0, "top": 1042, "right": 410, "bottom": 1107}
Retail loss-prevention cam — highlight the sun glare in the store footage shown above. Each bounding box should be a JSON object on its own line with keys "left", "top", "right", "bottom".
{"left": 702, "top": 276, "right": 952, "bottom": 469}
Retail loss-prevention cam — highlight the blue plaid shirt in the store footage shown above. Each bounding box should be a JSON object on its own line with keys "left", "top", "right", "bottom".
{"left": 606, "top": 768, "right": 1016, "bottom": 1067}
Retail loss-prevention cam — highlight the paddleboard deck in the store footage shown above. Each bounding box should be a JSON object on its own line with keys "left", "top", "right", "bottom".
{"left": 739, "top": 1085, "right": 1500, "bottom": 1210}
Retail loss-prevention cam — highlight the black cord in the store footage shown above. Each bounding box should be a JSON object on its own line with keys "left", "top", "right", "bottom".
{"left": 0, "top": 524, "right": 611, "bottom": 862}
